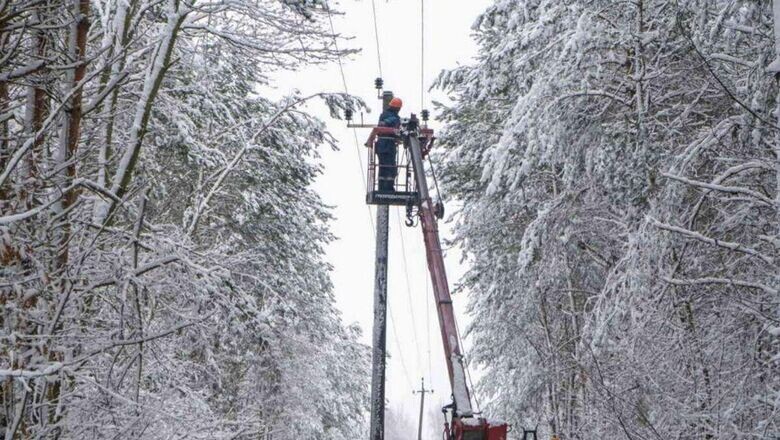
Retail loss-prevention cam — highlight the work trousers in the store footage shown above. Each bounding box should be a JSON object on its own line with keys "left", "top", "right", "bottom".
{"left": 376, "top": 140, "right": 398, "bottom": 192}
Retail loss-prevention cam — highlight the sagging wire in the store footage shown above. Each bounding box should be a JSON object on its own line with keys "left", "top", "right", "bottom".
{"left": 370, "top": 0, "right": 384, "bottom": 78}
{"left": 420, "top": 0, "right": 426, "bottom": 110}
{"left": 395, "top": 209, "right": 423, "bottom": 377}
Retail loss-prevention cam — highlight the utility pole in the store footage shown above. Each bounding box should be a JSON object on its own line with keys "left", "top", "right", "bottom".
{"left": 413, "top": 378, "right": 434, "bottom": 440}
{"left": 369, "top": 90, "right": 394, "bottom": 440}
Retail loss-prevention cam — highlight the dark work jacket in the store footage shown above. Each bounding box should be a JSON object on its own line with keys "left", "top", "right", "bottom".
{"left": 376, "top": 108, "right": 401, "bottom": 155}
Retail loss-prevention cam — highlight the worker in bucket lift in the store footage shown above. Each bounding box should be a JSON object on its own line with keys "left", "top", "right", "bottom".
{"left": 376, "top": 97, "right": 403, "bottom": 192}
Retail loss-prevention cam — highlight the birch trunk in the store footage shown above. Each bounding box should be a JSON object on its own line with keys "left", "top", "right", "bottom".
{"left": 100, "top": 0, "right": 185, "bottom": 223}
{"left": 46, "top": 0, "right": 89, "bottom": 433}
{"left": 0, "top": 81, "right": 8, "bottom": 209}
{"left": 95, "top": 0, "right": 134, "bottom": 194}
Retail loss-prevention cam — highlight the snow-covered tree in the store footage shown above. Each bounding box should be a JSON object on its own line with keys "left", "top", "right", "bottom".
{"left": 0, "top": 1, "right": 368, "bottom": 439}
{"left": 436, "top": 1, "right": 779, "bottom": 439}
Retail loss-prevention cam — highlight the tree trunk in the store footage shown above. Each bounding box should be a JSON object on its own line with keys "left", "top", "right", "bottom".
{"left": 0, "top": 81, "right": 8, "bottom": 209}
{"left": 20, "top": 12, "right": 49, "bottom": 210}
{"left": 46, "top": 0, "right": 90, "bottom": 433}
{"left": 101, "top": 0, "right": 185, "bottom": 223}
{"left": 94, "top": 0, "right": 134, "bottom": 193}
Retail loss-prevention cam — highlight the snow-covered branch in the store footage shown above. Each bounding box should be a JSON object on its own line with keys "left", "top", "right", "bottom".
{"left": 649, "top": 218, "right": 774, "bottom": 265}
{"left": 662, "top": 172, "right": 776, "bottom": 207}
{"left": 662, "top": 276, "right": 778, "bottom": 295}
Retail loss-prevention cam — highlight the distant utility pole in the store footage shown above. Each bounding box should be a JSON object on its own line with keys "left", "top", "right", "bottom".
{"left": 413, "top": 378, "right": 434, "bottom": 440}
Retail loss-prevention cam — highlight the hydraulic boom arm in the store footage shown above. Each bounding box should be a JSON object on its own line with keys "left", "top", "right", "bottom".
{"left": 404, "top": 118, "right": 508, "bottom": 440}
{"left": 405, "top": 128, "right": 473, "bottom": 417}
{"left": 403, "top": 115, "right": 508, "bottom": 440}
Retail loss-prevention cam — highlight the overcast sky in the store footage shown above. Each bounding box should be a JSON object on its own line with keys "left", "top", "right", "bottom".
{"left": 274, "top": 0, "right": 491, "bottom": 436}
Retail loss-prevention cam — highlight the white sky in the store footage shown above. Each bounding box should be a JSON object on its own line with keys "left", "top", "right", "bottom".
{"left": 273, "top": 0, "right": 492, "bottom": 436}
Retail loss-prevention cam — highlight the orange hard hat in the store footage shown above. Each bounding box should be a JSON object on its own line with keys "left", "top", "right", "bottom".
{"left": 389, "top": 97, "right": 403, "bottom": 109}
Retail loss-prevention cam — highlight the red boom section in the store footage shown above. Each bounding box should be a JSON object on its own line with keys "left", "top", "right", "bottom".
{"left": 407, "top": 131, "right": 509, "bottom": 440}
{"left": 407, "top": 133, "right": 472, "bottom": 415}
{"left": 419, "top": 191, "right": 461, "bottom": 393}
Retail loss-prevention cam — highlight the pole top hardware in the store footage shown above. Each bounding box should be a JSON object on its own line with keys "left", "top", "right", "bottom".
{"left": 406, "top": 113, "right": 419, "bottom": 132}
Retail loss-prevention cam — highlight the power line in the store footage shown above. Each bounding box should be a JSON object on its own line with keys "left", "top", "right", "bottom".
{"left": 395, "top": 209, "right": 422, "bottom": 374}
{"left": 420, "top": 0, "right": 425, "bottom": 110}
{"left": 369, "top": 0, "right": 384, "bottom": 78}
{"left": 425, "top": 262, "right": 433, "bottom": 384}
{"left": 388, "top": 308, "right": 415, "bottom": 390}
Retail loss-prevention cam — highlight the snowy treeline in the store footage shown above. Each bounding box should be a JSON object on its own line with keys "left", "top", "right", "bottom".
{"left": 436, "top": 1, "right": 778, "bottom": 439}
{"left": 1, "top": 1, "right": 368, "bottom": 439}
